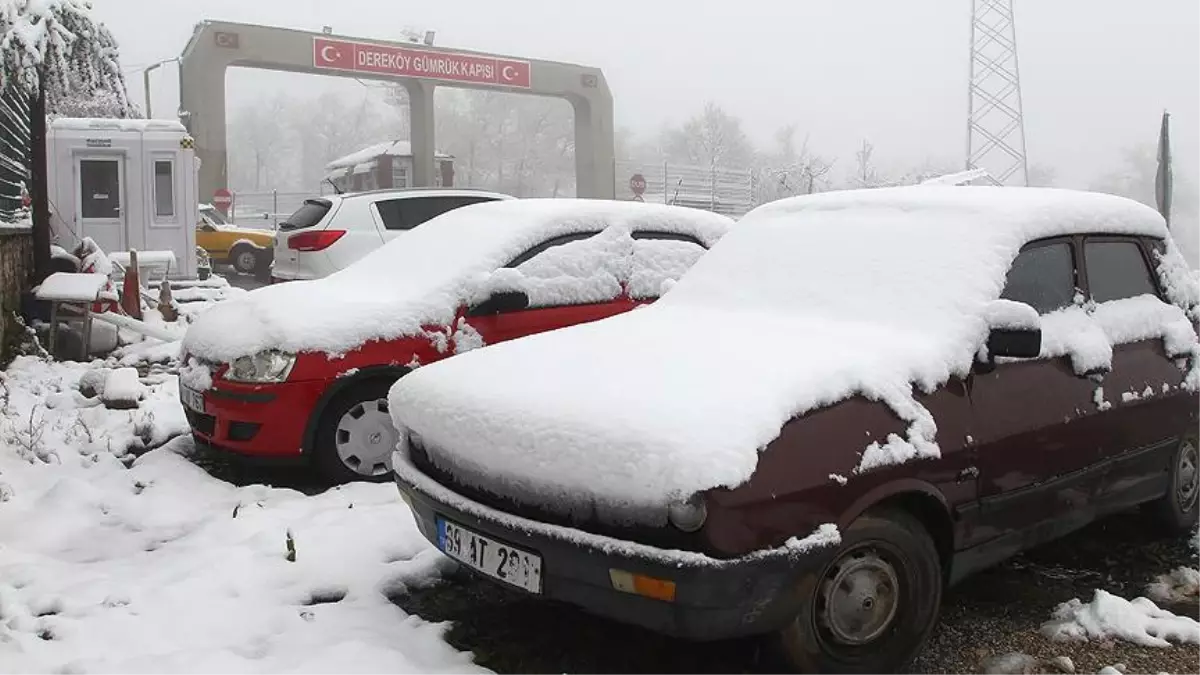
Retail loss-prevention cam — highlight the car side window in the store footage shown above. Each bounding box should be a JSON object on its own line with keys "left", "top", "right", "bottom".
{"left": 1084, "top": 239, "right": 1160, "bottom": 303}
{"left": 628, "top": 231, "right": 708, "bottom": 300}
{"left": 476, "top": 231, "right": 627, "bottom": 310}
{"left": 1000, "top": 242, "right": 1076, "bottom": 314}
{"left": 375, "top": 196, "right": 494, "bottom": 231}
{"left": 504, "top": 233, "right": 599, "bottom": 268}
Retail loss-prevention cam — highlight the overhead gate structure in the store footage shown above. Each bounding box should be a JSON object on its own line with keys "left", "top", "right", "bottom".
{"left": 179, "top": 21, "right": 615, "bottom": 200}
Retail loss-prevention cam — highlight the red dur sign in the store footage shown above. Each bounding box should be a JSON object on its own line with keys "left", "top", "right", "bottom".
{"left": 312, "top": 37, "right": 531, "bottom": 89}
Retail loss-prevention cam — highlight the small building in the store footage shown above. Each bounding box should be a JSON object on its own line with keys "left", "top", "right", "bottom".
{"left": 46, "top": 117, "right": 198, "bottom": 278}
{"left": 324, "top": 140, "right": 455, "bottom": 193}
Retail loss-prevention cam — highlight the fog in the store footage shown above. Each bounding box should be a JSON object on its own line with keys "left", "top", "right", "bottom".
{"left": 96, "top": 0, "right": 1198, "bottom": 183}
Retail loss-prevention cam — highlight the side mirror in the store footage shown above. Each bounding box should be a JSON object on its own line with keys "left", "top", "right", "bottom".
{"left": 987, "top": 327, "right": 1042, "bottom": 359}
{"left": 982, "top": 299, "right": 1042, "bottom": 360}
{"left": 467, "top": 290, "right": 529, "bottom": 316}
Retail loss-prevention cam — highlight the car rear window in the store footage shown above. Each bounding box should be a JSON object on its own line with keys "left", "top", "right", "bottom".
{"left": 278, "top": 199, "right": 332, "bottom": 231}
{"left": 375, "top": 195, "right": 498, "bottom": 231}
{"left": 1000, "top": 242, "right": 1076, "bottom": 314}
{"left": 1084, "top": 239, "right": 1159, "bottom": 303}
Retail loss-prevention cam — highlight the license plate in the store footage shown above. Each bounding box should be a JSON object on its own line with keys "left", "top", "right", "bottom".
{"left": 180, "top": 385, "right": 205, "bottom": 413}
{"left": 437, "top": 517, "right": 542, "bottom": 594}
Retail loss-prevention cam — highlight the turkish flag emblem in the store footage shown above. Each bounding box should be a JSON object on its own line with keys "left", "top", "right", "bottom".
{"left": 496, "top": 59, "right": 531, "bottom": 88}
{"left": 313, "top": 38, "right": 354, "bottom": 69}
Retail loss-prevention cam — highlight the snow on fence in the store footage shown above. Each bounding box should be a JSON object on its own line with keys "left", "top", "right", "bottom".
{"left": 615, "top": 160, "right": 754, "bottom": 218}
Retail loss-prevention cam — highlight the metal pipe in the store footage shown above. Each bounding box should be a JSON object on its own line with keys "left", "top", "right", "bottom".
{"left": 142, "top": 58, "right": 178, "bottom": 118}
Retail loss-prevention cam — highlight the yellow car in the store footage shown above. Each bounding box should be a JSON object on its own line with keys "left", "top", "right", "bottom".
{"left": 198, "top": 204, "right": 276, "bottom": 276}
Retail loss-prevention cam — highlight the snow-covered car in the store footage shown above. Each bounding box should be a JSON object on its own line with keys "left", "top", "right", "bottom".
{"left": 270, "top": 188, "right": 512, "bottom": 282}
{"left": 388, "top": 187, "right": 1200, "bottom": 673}
{"left": 179, "top": 199, "right": 733, "bottom": 483}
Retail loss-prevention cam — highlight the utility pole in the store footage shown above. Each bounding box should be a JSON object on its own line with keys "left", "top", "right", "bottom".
{"left": 966, "top": 0, "right": 1029, "bottom": 186}
{"left": 142, "top": 58, "right": 178, "bottom": 119}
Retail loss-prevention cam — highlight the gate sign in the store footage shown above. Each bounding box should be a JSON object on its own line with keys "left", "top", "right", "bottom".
{"left": 629, "top": 173, "right": 647, "bottom": 196}
{"left": 313, "top": 37, "right": 531, "bottom": 89}
{"left": 212, "top": 188, "right": 233, "bottom": 214}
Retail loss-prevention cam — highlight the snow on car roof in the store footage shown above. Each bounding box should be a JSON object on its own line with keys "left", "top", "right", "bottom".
{"left": 182, "top": 199, "right": 732, "bottom": 363}
{"left": 388, "top": 187, "right": 1196, "bottom": 526}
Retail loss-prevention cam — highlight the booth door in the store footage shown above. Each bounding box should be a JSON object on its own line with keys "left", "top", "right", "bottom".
{"left": 76, "top": 156, "right": 125, "bottom": 254}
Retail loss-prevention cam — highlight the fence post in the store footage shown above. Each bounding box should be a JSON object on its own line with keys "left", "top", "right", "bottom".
{"left": 272, "top": 190, "right": 278, "bottom": 230}
{"left": 710, "top": 165, "right": 716, "bottom": 212}
{"left": 662, "top": 161, "right": 668, "bottom": 204}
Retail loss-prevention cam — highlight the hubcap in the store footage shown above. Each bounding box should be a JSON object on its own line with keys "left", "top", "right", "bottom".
{"left": 237, "top": 251, "right": 256, "bottom": 271}
{"left": 334, "top": 398, "right": 396, "bottom": 477}
{"left": 819, "top": 548, "right": 900, "bottom": 646}
{"left": 1176, "top": 439, "right": 1198, "bottom": 510}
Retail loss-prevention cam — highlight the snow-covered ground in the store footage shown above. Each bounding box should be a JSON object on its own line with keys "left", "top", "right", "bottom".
{"left": 0, "top": 356, "right": 481, "bottom": 673}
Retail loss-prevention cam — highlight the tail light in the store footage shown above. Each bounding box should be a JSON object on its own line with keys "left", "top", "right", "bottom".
{"left": 286, "top": 230, "right": 345, "bottom": 252}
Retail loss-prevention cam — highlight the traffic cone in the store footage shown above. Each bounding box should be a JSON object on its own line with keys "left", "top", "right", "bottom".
{"left": 121, "top": 250, "right": 143, "bottom": 320}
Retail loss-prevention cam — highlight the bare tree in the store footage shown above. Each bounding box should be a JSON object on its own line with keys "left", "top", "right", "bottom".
{"left": 753, "top": 124, "right": 833, "bottom": 204}
{"left": 661, "top": 101, "right": 754, "bottom": 169}
{"left": 852, "top": 139, "right": 884, "bottom": 188}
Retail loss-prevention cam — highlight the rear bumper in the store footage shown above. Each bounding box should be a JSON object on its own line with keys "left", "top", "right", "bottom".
{"left": 393, "top": 451, "right": 835, "bottom": 640}
{"left": 183, "top": 378, "right": 327, "bottom": 458}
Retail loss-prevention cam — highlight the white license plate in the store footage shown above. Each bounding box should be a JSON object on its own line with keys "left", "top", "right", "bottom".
{"left": 437, "top": 517, "right": 542, "bottom": 593}
{"left": 180, "top": 386, "right": 205, "bottom": 413}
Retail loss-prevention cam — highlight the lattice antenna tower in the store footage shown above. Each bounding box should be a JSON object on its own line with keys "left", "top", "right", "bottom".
{"left": 966, "top": 0, "right": 1029, "bottom": 186}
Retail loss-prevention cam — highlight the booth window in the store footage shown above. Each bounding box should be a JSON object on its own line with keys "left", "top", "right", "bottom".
{"left": 153, "top": 159, "right": 175, "bottom": 218}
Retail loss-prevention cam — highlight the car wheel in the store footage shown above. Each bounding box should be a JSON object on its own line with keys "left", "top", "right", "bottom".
{"left": 772, "top": 509, "right": 942, "bottom": 674}
{"left": 313, "top": 379, "right": 400, "bottom": 484}
{"left": 1145, "top": 431, "right": 1199, "bottom": 534}
{"left": 231, "top": 245, "right": 260, "bottom": 275}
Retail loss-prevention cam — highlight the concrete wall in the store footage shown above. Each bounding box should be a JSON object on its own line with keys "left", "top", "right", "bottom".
{"left": 0, "top": 226, "right": 33, "bottom": 364}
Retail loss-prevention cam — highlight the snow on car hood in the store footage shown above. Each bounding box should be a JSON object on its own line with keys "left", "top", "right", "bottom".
{"left": 182, "top": 199, "right": 731, "bottom": 363}
{"left": 390, "top": 187, "right": 1195, "bottom": 524}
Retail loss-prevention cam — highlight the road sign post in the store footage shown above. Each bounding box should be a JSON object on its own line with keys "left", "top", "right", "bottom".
{"left": 212, "top": 188, "right": 233, "bottom": 216}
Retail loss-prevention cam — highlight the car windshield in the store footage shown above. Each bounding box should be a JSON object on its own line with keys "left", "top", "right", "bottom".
{"left": 200, "top": 206, "right": 229, "bottom": 227}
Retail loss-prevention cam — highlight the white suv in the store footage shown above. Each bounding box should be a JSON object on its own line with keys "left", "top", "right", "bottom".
{"left": 270, "top": 188, "right": 512, "bottom": 281}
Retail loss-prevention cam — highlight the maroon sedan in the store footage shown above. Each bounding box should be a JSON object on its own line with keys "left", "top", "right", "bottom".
{"left": 389, "top": 187, "right": 1199, "bottom": 673}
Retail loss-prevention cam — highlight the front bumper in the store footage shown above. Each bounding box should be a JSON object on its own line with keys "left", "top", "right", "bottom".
{"left": 393, "top": 451, "right": 836, "bottom": 640}
{"left": 183, "top": 378, "right": 326, "bottom": 459}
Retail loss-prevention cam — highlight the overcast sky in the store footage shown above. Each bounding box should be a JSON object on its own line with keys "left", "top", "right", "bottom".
{"left": 97, "top": 0, "right": 1198, "bottom": 189}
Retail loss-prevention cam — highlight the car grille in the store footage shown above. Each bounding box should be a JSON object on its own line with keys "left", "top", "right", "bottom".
{"left": 186, "top": 409, "right": 216, "bottom": 436}
{"left": 408, "top": 438, "right": 714, "bottom": 555}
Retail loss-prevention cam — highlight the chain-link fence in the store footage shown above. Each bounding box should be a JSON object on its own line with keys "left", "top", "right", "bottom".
{"left": 614, "top": 160, "right": 754, "bottom": 218}
{"left": 0, "top": 89, "right": 30, "bottom": 224}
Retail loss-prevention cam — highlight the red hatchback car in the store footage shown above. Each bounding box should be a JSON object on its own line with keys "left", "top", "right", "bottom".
{"left": 179, "top": 199, "right": 732, "bottom": 482}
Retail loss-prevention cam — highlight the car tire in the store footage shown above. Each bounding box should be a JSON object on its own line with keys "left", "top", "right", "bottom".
{"left": 1144, "top": 431, "right": 1199, "bottom": 534}
{"left": 312, "top": 378, "right": 400, "bottom": 484}
{"left": 230, "top": 244, "right": 260, "bottom": 275}
{"left": 771, "top": 509, "right": 942, "bottom": 674}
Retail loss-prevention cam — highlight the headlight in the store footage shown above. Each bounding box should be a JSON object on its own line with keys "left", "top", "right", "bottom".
{"left": 667, "top": 494, "right": 708, "bottom": 532}
{"left": 224, "top": 350, "right": 296, "bottom": 383}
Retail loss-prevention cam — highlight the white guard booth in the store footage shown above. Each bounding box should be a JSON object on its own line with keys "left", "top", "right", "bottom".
{"left": 46, "top": 118, "right": 199, "bottom": 278}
